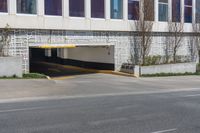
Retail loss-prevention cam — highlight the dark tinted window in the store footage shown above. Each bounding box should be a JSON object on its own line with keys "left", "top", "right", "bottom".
{"left": 17, "top": 0, "right": 37, "bottom": 14}
{"left": 184, "top": 0, "right": 192, "bottom": 23}
{"left": 91, "top": 0, "right": 105, "bottom": 18}
{"left": 45, "top": 0, "right": 62, "bottom": 16}
{"left": 0, "top": 0, "right": 7, "bottom": 12}
{"left": 128, "top": 0, "right": 139, "bottom": 20}
{"left": 111, "top": 0, "right": 123, "bottom": 19}
{"left": 172, "top": 0, "right": 181, "bottom": 22}
{"left": 69, "top": 0, "right": 85, "bottom": 17}
{"left": 196, "top": 0, "right": 200, "bottom": 23}
{"left": 159, "top": 0, "right": 168, "bottom": 21}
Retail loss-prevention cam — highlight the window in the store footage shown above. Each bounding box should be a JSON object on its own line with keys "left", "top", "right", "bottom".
{"left": 159, "top": 0, "right": 168, "bottom": 21}
{"left": 128, "top": 0, "right": 139, "bottom": 20}
{"left": 144, "top": 0, "right": 154, "bottom": 21}
{"left": 17, "top": 0, "right": 37, "bottom": 14}
{"left": 69, "top": 0, "right": 85, "bottom": 17}
{"left": 196, "top": 0, "right": 200, "bottom": 23}
{"left": 111, "top": 0, "right": 123, "bottom": 19}
{"left": 172, "top": 0, "right": 181, "bottom": 22}
{"left": 91, "top": 0, "right": 105, "bottom": 18}
{"left": 184, "top": 0, "right": 192, "bottom": 23}
{"left": 45, "top": 0, "right": 62, "bottom": 16}
{"left": 0, "top": 0, "right": 7, "bottom": 12}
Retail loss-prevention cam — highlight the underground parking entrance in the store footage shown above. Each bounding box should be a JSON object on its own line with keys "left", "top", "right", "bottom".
{"left": 29, "top": 44, "right": 115, "bottom": 77}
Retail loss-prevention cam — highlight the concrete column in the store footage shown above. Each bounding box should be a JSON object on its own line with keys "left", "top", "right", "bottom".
{"left": 63, "top": 0, "right": 69, "bottom": 18}
{"left": 181, "top": 0, "right": 184, "bottom": 23}
{"left": 168, "top": 0, "right": 172, "bottom": 21}
{"left": 57, "top": 49, "right": 60, "bottom": 57}
{"left": 38, "top": 0, "right": 44, "bottom": 16}
{"left": 105, "top": 0, "right": 110, "bottom": 19}
{"left": 63, "top": 49, "right": 69, "bottom": 59}
{"left": 85, "top": 0, "right": 91, "bottom": 18}
{"left": 123, "top": 0, "right": 128, "bottom": 20}
{"left": 192, "top": 0, "right": 196, "bottom": 23}
{"left": 155, "top": 0, "right": 159, "bottom": 22}
{"left": 60, "top": 49, "right": 65, "bottom": 58}
{"left": 45, "top": 49, "right": 51, "bottom": 57}
{"left": 8, "top": 0, "right": 16, "bottom": 15}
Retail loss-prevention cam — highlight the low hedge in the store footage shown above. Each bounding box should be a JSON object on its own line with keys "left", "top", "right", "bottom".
{"left": 0, "top": 73, "right": 47, "bottom": 79}
{"left": 142, "top": 72, "right": 200, "bottom": 77}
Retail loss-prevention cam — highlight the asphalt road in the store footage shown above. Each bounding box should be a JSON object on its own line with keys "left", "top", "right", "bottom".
{"left": 2, "top": 61, "right": 200, "bottom": 132}
{"left": 1, "top": 89, "right": 200, "bottom": 133}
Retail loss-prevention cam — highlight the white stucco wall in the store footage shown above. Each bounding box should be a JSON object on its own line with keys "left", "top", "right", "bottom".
{"left": 0, "top": 0, "right": 195, "bottom": 32}
{"left": 0, "top": 57, "right": 23, "bottom": 77}
{"left": 60, "top": 47, "right": 114, "bottom": 64}
{"left": 140, "top": 62, "right": 197, "bottom": 75}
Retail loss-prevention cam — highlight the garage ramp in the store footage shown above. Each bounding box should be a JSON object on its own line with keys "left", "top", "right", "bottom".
{"left": 29, "top": 43, "right": 115, "bottom": 77}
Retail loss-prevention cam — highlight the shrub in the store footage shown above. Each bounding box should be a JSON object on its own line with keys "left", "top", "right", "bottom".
{"left": 142, "top": 55, "right": 192, "bottom": 66}
{"left": 23, "top": 73, "right": 47, "bottom": 79}
{"left": 142, "top": 72, "right": 195, "bottom": 77}
{"left": 143, "top": 56, "right": 162, "bottom": 66}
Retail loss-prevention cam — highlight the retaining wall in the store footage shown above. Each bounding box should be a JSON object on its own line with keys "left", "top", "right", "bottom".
{"left": 0, "top": 57, "right": 23, "bottom": 77}
{"left": 140, "top": 62, "right": 197, "bottom": 75}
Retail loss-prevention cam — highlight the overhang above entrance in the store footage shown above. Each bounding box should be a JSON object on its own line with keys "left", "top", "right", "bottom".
{"left": 29, "top": 43, "right": 114, "bottom": 49}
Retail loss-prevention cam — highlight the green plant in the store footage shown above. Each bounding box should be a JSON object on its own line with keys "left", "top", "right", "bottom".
{"left": 197, "top": 63, "right": 200, "bottom": 72}
{"left": 23, "top": 73, "right": 47, "bottom": 79}
{"left": 143, "top": 56, "right": 162, "bottom": 66}
{"left": 142, "top": 72, "right": 197, "bottom": 77}
{"left": 0, "top": 73, "right": 47, "bottom": 79}
{"left": 12, "top": 75, "right": 17, "bottom": 78}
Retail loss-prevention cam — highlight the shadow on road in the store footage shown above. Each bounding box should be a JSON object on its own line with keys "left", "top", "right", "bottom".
{"left": 30, "top": 61, "right": 97, "bottom": 77}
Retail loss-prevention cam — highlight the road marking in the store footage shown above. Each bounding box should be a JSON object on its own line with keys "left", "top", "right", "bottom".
{"left": 0, "top": 88, "right": 200, "bottom": 104}
{"left": 183, "top": 94, "right": 200, "bottom": 97}
{"left": 151, "top": 128, "right": 177, "bottom": 133}
{"left": 89, "top": 117, "right": 128, "bottom": 126}
{"left": 0, "top": 106, "right": 48, "bottom": 113}
{"left": 115, "top": 105, "right": 137, "bottom": 110}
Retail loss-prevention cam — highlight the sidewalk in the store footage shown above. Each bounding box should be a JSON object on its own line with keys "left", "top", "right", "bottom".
{"left": 0, "top": 74, "right": 200, "bottom": 103}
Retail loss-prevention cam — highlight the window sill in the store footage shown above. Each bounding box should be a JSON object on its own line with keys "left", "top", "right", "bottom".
{"left": 16, "top": 14, "right": 37, "bottom": 17}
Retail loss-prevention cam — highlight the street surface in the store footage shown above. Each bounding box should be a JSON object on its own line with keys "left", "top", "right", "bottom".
{"left": 1, "top": 88, "right": 200, "bottom": 133}
{"left": 1, "top": 62, "right": 200, "bottom": 133}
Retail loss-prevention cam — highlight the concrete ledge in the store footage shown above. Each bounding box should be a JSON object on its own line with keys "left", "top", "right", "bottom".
{"left": 0, "top": 57, "right": 23, "bottom": 77}
{"left": 140, "top": 62, "right": 197, "bottom": 75}
{"left": 120, "top": 64, "right": 140, "bottom": 77}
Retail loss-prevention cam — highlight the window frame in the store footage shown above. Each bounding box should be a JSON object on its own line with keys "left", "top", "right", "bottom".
{"left": 110, "top": 0, "right": 123, "bottom": 19}
{"left": 158, "top": 0, "right": 168, "bottom": 22}
{"left": 0, "top": 0, "right": 8, "bottom": 13}
{"left": 128, "top": 0, "right": 140, "bottom": 20}
{"left": 69, "top": 0, "right": 85, "bottom": 17}
{"left": 91, "top": 0, "right": 105, "bottom": 19}
{"left": 44, "top": 0, "right": 62, "bottom": 16}
{"left": 16, "top": 0, "right": 38, "bottom": 15}
{"left": 184, "top": 0, "right": 192, "bottom": 23}
{"left": 172, "top": 0, "right": 181, "bottom": 22}
{"left": 196, "top": 0, "right": 200, "bottom": 23}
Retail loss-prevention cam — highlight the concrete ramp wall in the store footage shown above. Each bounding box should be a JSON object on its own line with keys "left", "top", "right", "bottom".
{"left": 0, "top": 57, "right": 23, "bottom": 77}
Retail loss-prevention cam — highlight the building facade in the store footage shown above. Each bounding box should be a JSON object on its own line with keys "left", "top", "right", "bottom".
{"left": 0, "top": 0, "right": 199, "bottom": 73}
